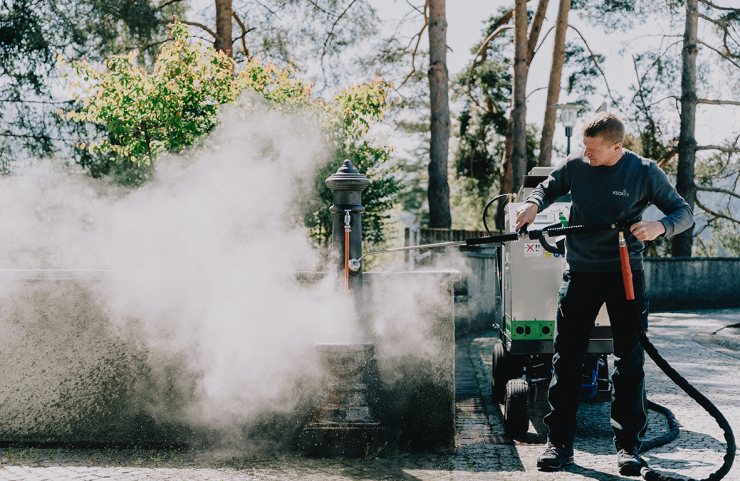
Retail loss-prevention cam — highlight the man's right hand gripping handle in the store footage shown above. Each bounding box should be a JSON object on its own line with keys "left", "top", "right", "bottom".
{"left": 515, "top": 202, "right": 539, "bottom": 232}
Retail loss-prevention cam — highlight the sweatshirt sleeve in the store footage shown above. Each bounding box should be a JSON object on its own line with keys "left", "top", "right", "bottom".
{"left": 648, "top": 162, "right": 693, "bottom": 237}
{"left": 525, "top": 162, "right": 571, "bottom": 212}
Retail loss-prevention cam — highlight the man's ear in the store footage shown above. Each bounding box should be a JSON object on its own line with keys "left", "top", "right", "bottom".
{"left": 613, "top": 142, "right": 622, "bottom": 152}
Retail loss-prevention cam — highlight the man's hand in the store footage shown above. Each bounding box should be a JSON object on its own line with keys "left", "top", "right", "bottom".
{"left": 515, "top": 202, "right": 538, "bottom": 232}
{"left": 629, "top": 220, "right": 666, "bottom": 242}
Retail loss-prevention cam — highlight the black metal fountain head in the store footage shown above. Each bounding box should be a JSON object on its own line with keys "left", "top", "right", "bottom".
{"left": 325, "top": 160, "right": 369, "bottom": 275}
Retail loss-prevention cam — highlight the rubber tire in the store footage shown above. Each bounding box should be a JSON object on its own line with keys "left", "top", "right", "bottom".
{"left": 504, "top": 379, "right": 530, "bottom": 439}
{"left": 491, "top": 341, "right": 510, "bottom": 403}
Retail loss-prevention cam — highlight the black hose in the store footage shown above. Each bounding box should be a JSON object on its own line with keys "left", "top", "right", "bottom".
{"left": 638, "top": 332, "right": 736, "bottom": 481}
{"left": 483, "top": 194, "right": 511, "bottom": 236}
{"left": 642, "top": 400, "right": 680, "bottom": 454}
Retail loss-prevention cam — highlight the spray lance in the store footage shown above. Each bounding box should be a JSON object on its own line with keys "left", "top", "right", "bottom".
{"left": 348, "top": 215, "right": 735, "bottom": 481}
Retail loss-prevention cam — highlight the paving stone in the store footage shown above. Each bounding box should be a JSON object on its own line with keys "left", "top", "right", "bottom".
{"left": 0, "top": 309, "right": 738, "bottom": 479}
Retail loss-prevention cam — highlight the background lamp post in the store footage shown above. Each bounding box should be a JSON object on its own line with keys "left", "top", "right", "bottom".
{"left": 552, "top": 103, "right": 586, "bottom": 155}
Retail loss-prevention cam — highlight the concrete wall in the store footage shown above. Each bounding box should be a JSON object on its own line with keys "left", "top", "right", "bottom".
{"left": 0, "top": 269, "right": 459, "bottom": 452}
{"left": 362, "top": 270, "right": 460, "bottom": 452}
{"left": 455, "top": 247, "right": 499, "bottom": 338}
{"left": 0, "top": 276, "right": 192, "bottom": 445}
{"left": 644, "top": 258, "right": 740, "bottom": 311}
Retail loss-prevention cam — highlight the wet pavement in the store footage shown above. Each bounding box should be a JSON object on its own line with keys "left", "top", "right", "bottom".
{"left": 1, "top": 308, "right": 739, "bottom": 480}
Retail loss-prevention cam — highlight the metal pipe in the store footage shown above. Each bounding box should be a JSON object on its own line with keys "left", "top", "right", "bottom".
{"left": 348, "top": 240, "right": 468, "bottom": 272}
{"left": 344, "top": 210, "right": 351, "bottom": 299}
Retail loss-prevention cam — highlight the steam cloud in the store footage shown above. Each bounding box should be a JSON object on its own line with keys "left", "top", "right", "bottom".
{"left": 0, "top": 95, "right": 359, "bottom": 443}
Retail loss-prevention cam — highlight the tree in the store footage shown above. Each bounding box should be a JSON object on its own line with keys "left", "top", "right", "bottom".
{"left": 674, "top": 0, "right": 700, "bottom": 257}
{"left": 673, "top": 0, "right": 740, "bottom": 256}
{"left": 169, "top": 1, "right": 380, "bottom": 90}
{"left": 453, "top": 8, "right": 550, "bottom": 215}
{"left": 509, "top": 0, "right": 530, "bottom": 197}
{"left": 0, "top": 0, "right": 184, "bottom": 172}
{"left": 538, "top": 0, "right": 571, "bottom": 167}
{"left": 427, "top": 0, "right": 451, "bottom": 228}
{"left": 0, "top": 0, "right": 187, "bottom": 175}
{"left": 498, "top": 0, "right": 548, "bottom": 196}
{"left": 64, "top": 21, "right": 248, "bottom": 167}
{"left": 65, "top": 20, "right": 400, "bottom": 244}
{"left": 214, "top": 0, "right": 233, "bottom": 54}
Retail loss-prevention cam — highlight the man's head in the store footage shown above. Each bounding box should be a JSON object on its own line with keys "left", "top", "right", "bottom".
{"left": 581, "top": 112, "right": 625, "bottom": 167}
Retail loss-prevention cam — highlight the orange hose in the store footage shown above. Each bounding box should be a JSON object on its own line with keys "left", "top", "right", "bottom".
{"left": 619, "top": 232, "right": 634, "bottom": 300}
{"left": 345, "top": 229, "right": 350, "bottom": 299}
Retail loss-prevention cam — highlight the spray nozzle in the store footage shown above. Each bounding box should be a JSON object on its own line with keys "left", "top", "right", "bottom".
{"left": 348, "top": 258, "right": 361, "bottom": 272}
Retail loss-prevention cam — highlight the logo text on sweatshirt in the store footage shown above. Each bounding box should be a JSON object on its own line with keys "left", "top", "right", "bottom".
{"left": 613, "top": 189, "right": 630, "bottom": 197}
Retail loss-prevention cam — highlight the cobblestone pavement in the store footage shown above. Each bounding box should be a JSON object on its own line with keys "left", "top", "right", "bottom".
{"left": 0, "top": 309, "right": 738, "bottom": 480}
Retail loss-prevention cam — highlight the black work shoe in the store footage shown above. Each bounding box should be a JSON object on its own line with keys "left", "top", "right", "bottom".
{"left": 537, "top": 442, "right": 574, "bottom": 471}
{"left": 617, "top": 449, "right": 644, "bottom": 476}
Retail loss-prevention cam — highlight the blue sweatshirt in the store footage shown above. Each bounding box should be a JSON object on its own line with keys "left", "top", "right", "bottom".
{"left": 525, "top": 149, "right": 693, "bottom": 272}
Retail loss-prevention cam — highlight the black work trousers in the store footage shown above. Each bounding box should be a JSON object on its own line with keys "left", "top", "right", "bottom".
{"left": 543, "top": 269, "right": 648, "bottom": 453}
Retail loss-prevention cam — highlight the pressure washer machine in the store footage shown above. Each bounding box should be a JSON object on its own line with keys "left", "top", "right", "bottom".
{"left": 490, "top": 167, "right": 613, "bottom": 439}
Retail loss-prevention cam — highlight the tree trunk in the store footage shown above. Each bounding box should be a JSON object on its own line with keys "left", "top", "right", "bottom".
{"left": 526, "top": 0, "right": 549, "bottom": 66}
{"left": 499, "top": 118, "right": 514, "bottom": 196}
{"left": 510, "top": 0, "right": 529, "bottom": 196}
{"left": 428, "top": 0, "right": 451, "bottom": 228}
{"left": 673, "top": 0, "right": 698, "bottom": 257}
{"left": 538, "top": 0, "right": 570, "bottom": 167}
{"left": 214, "top": 0, "right": 233, "bottom": 56}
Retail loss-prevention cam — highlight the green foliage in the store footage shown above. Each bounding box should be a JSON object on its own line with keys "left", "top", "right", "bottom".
{"left": 64, "top": 21, "right": 246, "bottom": 165}
{"left": 704, "top": 222, "right": 740, "bottom": 257}
{"left": 64, "top": 19, "right": 400, "bottom": 244}
{"left": 302, "top": 79, "right": 402, "bottom": 246}
{"left": 0, "top": 0, "right": 183, "bottom": 171}
{"left": 564, "top": 43, "right": 605, "bottom": 103}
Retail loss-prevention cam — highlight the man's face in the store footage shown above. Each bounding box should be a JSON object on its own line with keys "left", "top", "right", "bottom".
{"left": 583, "top": 136, "right": 622, "bottom": 167}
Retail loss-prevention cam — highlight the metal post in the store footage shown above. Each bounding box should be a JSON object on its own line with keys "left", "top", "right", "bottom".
{"left": 566, "top": 127, "right": 572, "bottom": 156}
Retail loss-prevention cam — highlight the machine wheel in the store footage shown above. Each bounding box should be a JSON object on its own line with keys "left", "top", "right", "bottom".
{"left": 504, "top": 379, "right": 530, "bottom": 439}
{"left": 491, "top": 342, "right": 511, "bottom": 403}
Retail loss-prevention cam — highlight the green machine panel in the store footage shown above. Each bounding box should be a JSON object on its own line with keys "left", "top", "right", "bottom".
{"left": 505, "top": 317, "right": 555, "bottom": 341}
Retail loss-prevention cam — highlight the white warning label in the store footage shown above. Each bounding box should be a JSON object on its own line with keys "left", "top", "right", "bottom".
{"left": 524, "top": 242, "right": 561, "bottom": 258}
{"left": 524, "top": 242, "right": 543, "bottom": 257}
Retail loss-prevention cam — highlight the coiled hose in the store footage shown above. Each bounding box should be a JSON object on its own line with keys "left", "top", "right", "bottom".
{"left": 638, "top": 332, "right": 736, "bottom": 481}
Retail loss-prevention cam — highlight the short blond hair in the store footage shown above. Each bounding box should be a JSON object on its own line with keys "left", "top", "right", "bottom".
{"left": 582, "top": 112, "right": 625, "bottom": 144}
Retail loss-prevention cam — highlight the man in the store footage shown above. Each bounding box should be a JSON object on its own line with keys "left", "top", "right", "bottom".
{"left": 515, "top": 112, "right": 692, "bottom": 475}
